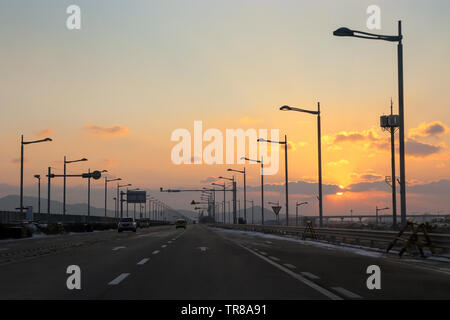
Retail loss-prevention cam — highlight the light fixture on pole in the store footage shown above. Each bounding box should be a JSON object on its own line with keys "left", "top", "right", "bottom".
{"left": 296, "top": 201, "right": 308, "bottom": 226}
{"left": 33, "top": 174, "right": 41, "bottom": 214}
{"left": 280, "top": 103, "right": 322, "bottom": 227}
{"left": 105, "top": 177, "right": 121, "bottom": 216}
{"left": 64, "top": 156, "right": 87, "bottom": 215}
{"left": 241, "top": 156, "right": 264, "bottom": 225}
{"left": 227, "top": 167, "right": 247, "bottom": 223}
{"left": 20, "top": 135, "right": 52, "bottom": 213}
{"left": 258, "top": 135, "right": 289, "bottom": 225}
{"left": 333, "top": 21, "right": 407, "bottom": 225}
{"left": 117, "top": 183, "right": 131, "bottom": 218}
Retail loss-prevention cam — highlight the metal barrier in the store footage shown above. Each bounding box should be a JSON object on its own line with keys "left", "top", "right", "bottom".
{"left": 211, "top": 223, "right": 450, "bottom": 254}
{"left": 1, "top": 211, "right": 170, "bottom": 225}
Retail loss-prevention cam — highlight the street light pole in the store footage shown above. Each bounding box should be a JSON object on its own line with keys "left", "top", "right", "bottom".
{"left": 296, "top": 201, "right": 308, "bottom": 226}
{"left": 317, "top": 103, "right": 323, "bottom": 228}
{"left": 64, "top": 156, "right": 87, "bottom": 215}
{"left": 258, "top": 135, "right": 289, "bottom": 225}
{"left": 34, "top": 175, "right": 41, "bottom": 214}
{"left": 280, "top": 104, "right": 322, "bottom": 226}
{"left": 105, "top": 177, "right": 121, "bottom": 217}
{"left": 47, "top": 166, "right": 51, "bottom": 222}
{"left": 227, "top": 168, "right": 247, "bottom": 223}
{"left": 397, "top": 21, "right": 406, "bottom": 225}
{"left": 333, "top": 21, "right": 406, "bottom": 225}
{"left": 20, "top": 135, "right": 52, "bottom": 213}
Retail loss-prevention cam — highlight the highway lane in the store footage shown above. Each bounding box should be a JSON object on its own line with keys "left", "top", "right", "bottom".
{"left": 212, "top": 226, "right": 450, "bottom": 299}
{"left": 0, "top": 226, "right": 184, "bottom": 299}
{"left": 0, "top": 224, "right": 448, "bottom": 299}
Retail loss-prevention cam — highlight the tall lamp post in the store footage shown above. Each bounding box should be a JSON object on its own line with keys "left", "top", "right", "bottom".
{"left": 227, "top": 168, "right": 246, "bottom": 223}
{"left": 333, "top": 21, "right": 406, "bottom": 225}
{"left": 296, "top": 201, "right": 308, "bottom": 226}
{"left": 64, "top": 156, "right": 87, "bottom": 215}
{"left": 20, "top": 135, "right": 52, "bottom": 213}
{"left": 258, "top": 135, "right": 289, "bottom": 225}
{"left": 376, "top": 206, "right": 389, "bottom": 226}
{"left": 280, "top": 104, "right": 323, "bottom": 227}
{"left": 117, "top": 183, "right": 131, "bottom": 218}
{"left": 242, "top": 156, "right": 264, "bottom": 224}
{"left": 218, "top": 176, "right": 236, "bottom": 224}
{"left": 212, "top": 182, "right": 226, "bottom": 223}
{"left": 33, "top": 174, "right": 41, "bottom": 214}
{"left": 87, "top": 169, "right": 107, "bottom": 218}
{"left": 105, "top": 177, "right": 121, "bottom": 216}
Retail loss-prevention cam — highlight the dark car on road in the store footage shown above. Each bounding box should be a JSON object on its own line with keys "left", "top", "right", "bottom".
{"left": 175, "top": 219, "right": 187, "bottom": 229}
{"left": 118, "top": 218, "right": 137, "bottom": 232}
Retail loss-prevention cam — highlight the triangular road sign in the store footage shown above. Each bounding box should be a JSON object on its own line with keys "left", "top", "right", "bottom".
{"left": 271, "top": 206, "right": 282, "bottom": 215}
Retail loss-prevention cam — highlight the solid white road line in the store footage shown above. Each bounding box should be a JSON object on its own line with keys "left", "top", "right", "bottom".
{"left": 152, "top": 250, "right": 160, "bottom": 255}
{"left": 283, "top": 263, "right": 297, "bottom": 270}
{"left": 112, "top": 246, "right": 126, "bottom": 251}
{"left": 331, "top": 287, "right": 362, "bottom": 299}
{"left": 137, "top": 258, "right": 149, "bottom": 265}
{"left": 237, "top": 244, "right": 342, "bottom": 300}
{"left": 301, "top": 272, "right": 320, "bottom": 280}
{"left": 108, "top": 273, "right": 130, "bottom": 285}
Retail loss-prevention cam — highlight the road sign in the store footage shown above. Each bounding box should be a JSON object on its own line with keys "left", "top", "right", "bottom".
{"left": 127, "top": 190, "right": 147, "bottom": 203}
{"left": 81, "top": 171, "right": 102, "bottom": 179}
{"left": 90, "top": 170, "right": 102, "bottom": 180}
{"left": 271, "top": 206, "right": 282, "bottom": 216}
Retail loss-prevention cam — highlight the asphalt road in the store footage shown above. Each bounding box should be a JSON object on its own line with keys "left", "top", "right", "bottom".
{"left": 0, "top": 224, "right": 449, "bottom": 299}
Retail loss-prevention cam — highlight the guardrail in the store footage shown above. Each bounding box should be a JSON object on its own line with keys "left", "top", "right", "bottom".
{"left": 0, "top": 211, "right": 169, "bottom": 225}
{"left": 211, "top": 223, "right": 450, "bottom": 254}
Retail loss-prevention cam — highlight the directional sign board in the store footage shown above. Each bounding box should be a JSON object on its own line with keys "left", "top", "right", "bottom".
{"left": 81, "top": 171, "right": 102, "bottom": 180}
{"left": 127, "top": 190, "right": 147, "bottom": 203}
{"left": 271, "top": 206, "right": 282, "bottom": 216}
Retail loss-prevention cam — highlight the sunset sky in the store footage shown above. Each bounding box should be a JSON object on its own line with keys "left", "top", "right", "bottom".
{"left": 0, "top": 0, "right": 449, "bottom": 216}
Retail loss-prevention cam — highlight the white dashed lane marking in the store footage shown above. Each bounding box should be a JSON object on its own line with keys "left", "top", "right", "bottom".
{"left": 301, "top": 272, "right": 320, "bottom": 280}
{"left": 331, "top": 287, "right": 362, "bottom": 299}
{"left": 283, "top": 263, "right": 297, "bottom": 270}
{"left": 108, "top": 273, "right": 130, "bottom": 285}
{"left": 259, "top": 251, "right": 267, "bottom": 255}
{"left": 152, "top": 250, "right": 160, "bottom": 255}
{"left": 112, "top": 246, "right": 126, "bottom": 251}
{"left": 137, "top": 258, "right": 149, "bottom": 265}
{"left": 161, "top": 245, "right": 167, "bottom": 248}
{"left": 237, "top": 244, "right": 342, "bottom": 300}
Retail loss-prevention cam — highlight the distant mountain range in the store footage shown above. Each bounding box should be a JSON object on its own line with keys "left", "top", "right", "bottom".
{"left": 0, "top": 195, "right": 194, "bottom": 220}
{"left": 0, "top": 195, "right": 282, "bottom": 224}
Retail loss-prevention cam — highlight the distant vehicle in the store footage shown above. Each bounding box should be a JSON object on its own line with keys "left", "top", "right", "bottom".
{"left": 118, "top": 218, "right": 137, "bottom": 232}
{"left": 138, "top": 220, "right": 150, "bottom": 228}
{"left": 175, "top": 219, "right": 187, "bottom": 229}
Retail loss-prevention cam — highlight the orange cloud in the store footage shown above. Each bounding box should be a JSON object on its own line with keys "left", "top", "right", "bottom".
{"left": 405, "top": 139, "right": 445, "bottom": 157}
{"left": 84, "top": 124, "right": 130, "bottom": 137}
{"left": 36, "top": 128, "right": 53, "bottom": 138}
{"left": 409, "top": 121, "right": 449, "bottom": 139}
{"left": 328, "top": 159, "right": 349, "bottom": 167}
